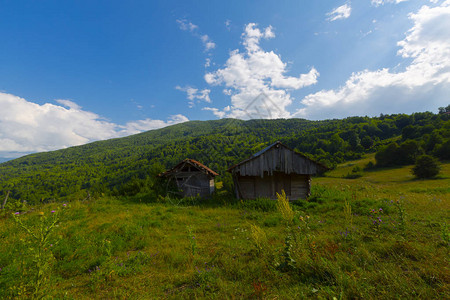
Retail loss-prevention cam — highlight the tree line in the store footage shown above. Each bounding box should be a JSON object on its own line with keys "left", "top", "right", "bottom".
{"left": 0, "top": 109, "right": 448, "bottom": 205}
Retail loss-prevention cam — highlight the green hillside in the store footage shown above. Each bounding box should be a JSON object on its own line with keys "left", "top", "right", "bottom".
{"left": 1, "top": 111, "right": 449, "bottom": 204}
{"left": 1, "top": 158, "right": 448, "bottom": 299}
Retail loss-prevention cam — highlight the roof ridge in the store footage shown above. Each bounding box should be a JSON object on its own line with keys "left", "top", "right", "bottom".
{"left": 160, "top": 158, "right": 219, "bottom": 177}
{"left": 227, "top": 141, "right": 328, "bottom": 172}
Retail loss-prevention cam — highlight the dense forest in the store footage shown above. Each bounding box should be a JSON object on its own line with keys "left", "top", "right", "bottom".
{"left": 1, "top": 109, "right": 449, "bottom": 205}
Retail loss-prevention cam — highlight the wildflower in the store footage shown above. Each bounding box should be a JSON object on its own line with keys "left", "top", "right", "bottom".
{"left": 379, "top": 208, "right": 383, "bottom": 212}
{"left": 63, "top": 203, "right": 67, "bottom": 207}
{"left": 39, "top": 212, "right": 44, "bottom": 216}
{"left": 51, "top": 210, "right": 56, "bottom": 213}
{"left": 14, "top": 212, "right": 19, "bottom": 215}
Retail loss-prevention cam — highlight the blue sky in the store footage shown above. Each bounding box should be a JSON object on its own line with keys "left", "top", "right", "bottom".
{"left": 1, "top": 0, "right": 449, "bottom": 158}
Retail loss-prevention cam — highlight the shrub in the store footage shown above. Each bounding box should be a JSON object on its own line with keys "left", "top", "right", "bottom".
{"left": 411, "top": 155, "right": 441, "bottom": 179}
{"left": 344, "top": 166, "right": 363, "bottom": 179}
{"left": 375, "top": 142, "right": 399, "bottom": 167}
{"left": 364, "top": 161, "right": 375, "bottom": 170}
{"left": 396, "top": 140, "right": 422, "bottom": 165}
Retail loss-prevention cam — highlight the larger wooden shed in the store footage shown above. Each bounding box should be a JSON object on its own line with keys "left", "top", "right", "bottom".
{"left": 228, "top": 142, "right": 328, "bottom": 200}
{"left": 159, "top": 159, "right": 219, "bottom": 198}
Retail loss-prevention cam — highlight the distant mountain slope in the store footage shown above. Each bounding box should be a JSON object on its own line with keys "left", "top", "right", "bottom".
{"left": 1, "top": 112, "right": 448, "bottom": 204}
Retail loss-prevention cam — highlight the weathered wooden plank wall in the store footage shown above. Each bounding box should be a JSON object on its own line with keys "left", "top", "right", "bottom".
{"left": 236, "top": 173, "right": 310, "bottom": 200}
{"left": 233, "top": 146, "right": 321, "bottom": 177}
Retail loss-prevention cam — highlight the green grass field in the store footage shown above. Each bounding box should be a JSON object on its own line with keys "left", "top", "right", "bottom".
{"left": 1, "top": 155, "right": 449, "bottom": 299}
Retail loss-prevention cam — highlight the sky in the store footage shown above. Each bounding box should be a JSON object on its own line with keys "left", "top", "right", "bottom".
{"left": 1, "top": 0, "right": 450, "bottom": 159}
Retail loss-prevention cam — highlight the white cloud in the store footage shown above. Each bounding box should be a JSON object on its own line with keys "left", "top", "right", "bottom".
{"left": 55, "top": 99, "right": 81, "bottom": 110}
{"left": 0, "top": 92, "right": 188, "bottom": 157}
{"left": 326, "top": 4, "right": 352, "bottom": 21}
{"left": 175, "top": 85, "right": 211, "bottom": 107}
{"left": 204, "top": 23, "right": 319, "bottom": 119}
{"left": 202, "top": 107, "right": 226, "bottom": 118}
{"left": 225, "top": 19, "right": 231, "bottom": 31}
{"left": 120, "top": 114, "right": 189, "bottom": 135}
{"left": 371, "top": 0, "right": 409, "bottom": 6}
{"left": 176, "top": 19, "right": 198, "bottom": 32}
{"left": 177, "top": 19, "right": 215, "bottom": 52}
{"left": 200, "top": 34, "right": 216, "bottom": 50}
{"left": 296, "top": 1, "right": 450, "bottom": 119}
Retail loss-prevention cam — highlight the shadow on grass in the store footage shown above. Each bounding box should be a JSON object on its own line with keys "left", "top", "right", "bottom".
{"left": 116, "top": 191, "right": 239, "bottom": 209}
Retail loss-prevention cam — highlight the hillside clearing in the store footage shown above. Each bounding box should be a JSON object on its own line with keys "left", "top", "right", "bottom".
{"left": 0, "top": 158, "right": 449, "bottom": 299}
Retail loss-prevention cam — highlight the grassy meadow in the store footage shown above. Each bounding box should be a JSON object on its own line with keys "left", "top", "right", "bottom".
{"left": 0, "top": 155, "right": 449, "bottom": 299}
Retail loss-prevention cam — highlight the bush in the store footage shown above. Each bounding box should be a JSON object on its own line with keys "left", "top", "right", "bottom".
{"left": 412, "top": 155, "right": 441, "bottom": 179}
{"left": 375, "top": 142, "right": 399, "bottom": 167}
{"left": 364, "top": 161, "right": 375, "bottom": 170}
{"left": 344, "top": 166, "right": 363, "bottom": 179}
{"left": 396, "top": 140, "right": 422, "bottom": 165}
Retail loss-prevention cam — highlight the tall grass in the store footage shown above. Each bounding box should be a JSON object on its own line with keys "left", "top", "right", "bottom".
{"left": 0, "top": 161, "right": 449, "bottom": 298}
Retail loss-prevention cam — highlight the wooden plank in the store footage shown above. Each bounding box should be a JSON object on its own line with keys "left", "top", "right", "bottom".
{"left": 255, "top": 176, "right": 272, "bottom": 198}
{"left": 274, "top": 173, "right": 291, "bottom": 196}
{"left": 239, "top": 176, "right": 255, "bottom": 199}
{"left": 291, "top": 174, "right": 309, "bottom": 200}
{"left": 232, "top": 145, "right": 323, "bottom": 177}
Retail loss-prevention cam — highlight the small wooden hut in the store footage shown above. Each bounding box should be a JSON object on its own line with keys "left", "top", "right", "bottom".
{"left": 159, "top": 159, "right": 219, "bottom": 198}
{"left": 228, "top": 142, "right": 328, "bottom": 200}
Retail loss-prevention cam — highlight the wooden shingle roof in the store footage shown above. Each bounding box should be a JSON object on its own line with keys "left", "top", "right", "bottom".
{"left": 159, "top": 158, "right": 219, "bottom": 177}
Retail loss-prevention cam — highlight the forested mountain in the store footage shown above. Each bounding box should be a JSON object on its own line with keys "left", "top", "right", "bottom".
{"left": 1, "top": 111, "right": 449, "bottom": 204}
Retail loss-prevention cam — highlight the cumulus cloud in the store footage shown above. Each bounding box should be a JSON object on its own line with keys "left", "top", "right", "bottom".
{"left": 296, "top": 1, "right": 450, "bottom": 119}
{"left": 371, "top": 0, "right": 409, "bottom": 6}
{"left": 326, "top": 4, "right": 352, "bottom": 21}
{"left": 175, "top": 85, "right": 211, "bottom": 108}
{"left": 0, "top": 92, "right": 188, "bottom": 157}
{"left": 177, "top": 19, "right": 215, "bottom": 51}
{"left": 204, "top": 23, "right": 319, "bottom": 119}
{"left": 55, "top": 99, "right": 81, "bottom": 110}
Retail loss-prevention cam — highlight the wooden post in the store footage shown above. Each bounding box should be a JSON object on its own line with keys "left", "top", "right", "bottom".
{"left": 1, "top": 190, "right": 10, "bottom": 210}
